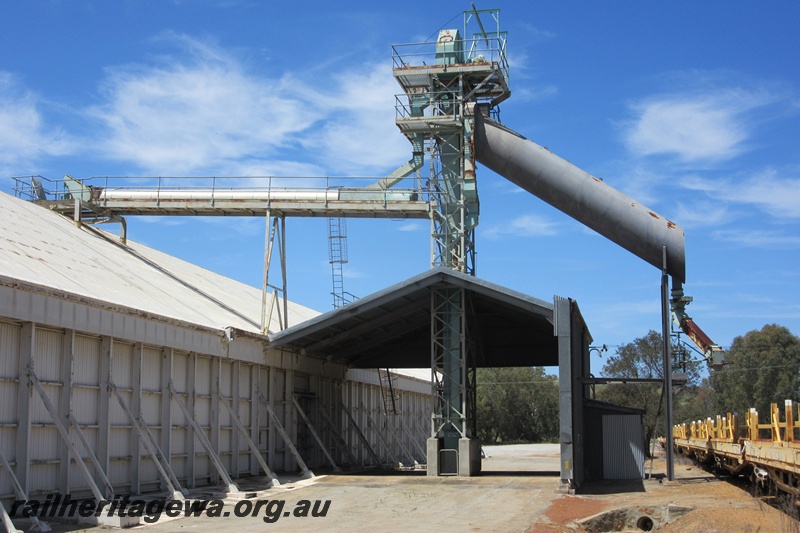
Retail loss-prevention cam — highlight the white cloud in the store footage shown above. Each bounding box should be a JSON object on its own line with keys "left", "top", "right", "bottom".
{"left": 137, "top": 216, "right": 186, "bottom": 226}
{"left": 681, "top": 167, "right": 800, "bottom": 219}
{"left": 712, "top": 229, "right": 800, "bottom": 247}
{"left": 85, "top": 35, "right": 410, "bottom": 177}
{"left": 396, "top": 221, "right": 425, "bottom": 233}
{"left": 512, "top": 85, "right": 559, "bottom": 104}
{"left": 88, "top": 34, "right": 324, "bottom": 175}
{"left": 483, "top": 213, "right": 560, "bottom": 238}
{"left": 674, "top": 200, "right": 730, "bottom": 228}
{"left": 290, "top": 64, "right": 409, "bottom": 175}
{"left": 608, "top": 164, "right": 666, "bottom": 206}
{"left": 0, "top": 72, "right": 73, "bottom": 173}
{"left": 624, "top": 89, "right": 774, "bottom": 162}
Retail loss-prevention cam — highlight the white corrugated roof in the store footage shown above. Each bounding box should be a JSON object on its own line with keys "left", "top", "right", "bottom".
{"left": 0, "top": 191, "right": 318, "bottom": 334}
{"left": 392, "top": 368, "right": 431, "bottom": 381}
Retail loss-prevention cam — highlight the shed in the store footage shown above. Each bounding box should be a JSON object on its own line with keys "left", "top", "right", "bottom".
{"left": 584, "top": 399, "right": 646, "bottom": 480}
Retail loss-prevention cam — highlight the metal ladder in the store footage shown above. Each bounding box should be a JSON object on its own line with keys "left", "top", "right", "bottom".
{"left": 379, "top": 368, "right": 399, "bottom": 416}
{"left": 328, "top": 217, "right": 350, "bottom": 308}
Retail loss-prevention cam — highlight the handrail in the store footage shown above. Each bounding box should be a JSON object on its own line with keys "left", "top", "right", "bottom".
{"left": 11, "top": 175, "right": 427, "bottom": 202}
{"left": 391, "top": 36, "right": 508, "bottom": 82}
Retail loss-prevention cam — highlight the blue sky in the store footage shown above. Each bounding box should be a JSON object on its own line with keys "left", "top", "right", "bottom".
{"left": 1, "top": 1, "right": 798, "bottom": 372}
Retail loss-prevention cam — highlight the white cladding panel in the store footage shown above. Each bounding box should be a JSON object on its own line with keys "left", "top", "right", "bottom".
{"left": 6, "top": 321, "right": 432, "bottom": 500}
{"left": 0, "top": 190, "right": 433, "bottom": 501}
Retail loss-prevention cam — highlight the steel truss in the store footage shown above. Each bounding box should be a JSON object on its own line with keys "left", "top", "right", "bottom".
{"left": 392, "top": 6, "right": 507, "bottom": 473}
{"left": 430, "top": 286, "right": 477, "bottom": 447}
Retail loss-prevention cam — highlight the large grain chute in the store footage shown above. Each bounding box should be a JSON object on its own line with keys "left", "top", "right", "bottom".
{"left": 473, "top": 112, "right": 686, "bottom": 282}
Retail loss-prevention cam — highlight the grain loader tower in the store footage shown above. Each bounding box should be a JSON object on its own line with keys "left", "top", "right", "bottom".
{"left": 390, "top": 5, "right": 710, "bottom": 478}
{"left": 389, "top": 6, "right": 509, "bottom": 473}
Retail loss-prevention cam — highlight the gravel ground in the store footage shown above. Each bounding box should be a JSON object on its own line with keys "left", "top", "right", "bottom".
{"left": 13, "top": 444, "right": 792, "bottom": 532}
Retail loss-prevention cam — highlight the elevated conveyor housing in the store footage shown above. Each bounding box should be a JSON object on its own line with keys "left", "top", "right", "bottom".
{"left": 473, "top": 112, "right": 686, "bottom": 282}
{"left": 15, "top": 175, "right": 430, "bottom": 219}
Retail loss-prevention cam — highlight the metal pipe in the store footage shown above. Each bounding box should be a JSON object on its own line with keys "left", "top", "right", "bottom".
{"left": 100, "top": 189, "right": 339, "bottom": 201}
{"left": 473, "top": 113, "right": 686, "bottom": 281}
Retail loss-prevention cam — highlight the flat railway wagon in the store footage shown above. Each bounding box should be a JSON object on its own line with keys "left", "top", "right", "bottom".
{"left": 674, "top": 400, "right": 800, "bottom": 496}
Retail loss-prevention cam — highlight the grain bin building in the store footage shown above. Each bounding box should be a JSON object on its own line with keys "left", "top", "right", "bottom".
{"left": 0, "top": 191, "right": 430, "bottom": 505}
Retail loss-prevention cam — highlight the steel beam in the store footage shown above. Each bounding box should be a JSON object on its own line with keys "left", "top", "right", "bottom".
{"left": 402, "top": 422, "right": 427, "bottom": 462}
{"left": 315, "top": 399, "right": 359, "bottom": 468}
{"left": 169, "top": 382, "right": 238, "bottom": 493}
{"left": 29, "top": 371, "right": 110, "bottom": 501}
{"left": 0, "top": 501, "right": 23, "bottom": 533}
{"left": 219, "top": 391, "right": 281, "bottom": 486}
{"left": 365, "top": 411, "right": 402, "bottom": 467}
{"left": 110, "top": 381, "right": 185, "bottom": 499}
{"left": 258, "top": 392, "right": 316, "bottom": 476}
{"left": 385, "top": 417, "right": 419, "bottom": 466}
{"left": 0, "top": 451, "right": 51, "bottom": 531}
{"left": 40, "top": 196, "right": 428, "bottom": 219}
{"left": 340, "top": 402, "right": 383, "bottom": 467}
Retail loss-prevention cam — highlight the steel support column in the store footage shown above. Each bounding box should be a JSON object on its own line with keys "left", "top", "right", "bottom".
{"left": 210, "top": 358, "right": 221, "bottom": 485}
{"left": 98, "top": 336, "right": 112, "bottom": 482}
{"left": 187, "top": 352, "right": 197, "bottom": 487}
{"left": 15, "top": 323, "right": 33, "bottom": 497}
{"left": 231, "top": 360, "right": 241, "bottom": 479}
{"left": 160, "top": 347, "right": 173, "bottom": 492}
{"left": 130, "top": 342, "right": 143, "bottom": 493}
{"left": 262, "top": 212, "right": 288, "bottom": 334}
{"left": 662, "top": 247, "right": 675, "bottom": 481}
{"left": 428, "top": 286, "right": 478, "bottom": 476}
{"left": 58, "top": 329, "right": 74, "bottom": 495}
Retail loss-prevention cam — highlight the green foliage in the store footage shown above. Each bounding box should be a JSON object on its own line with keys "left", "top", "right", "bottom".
{"left": 596, "top": 330, "right": 700, "bottom": 450}
{"left": 709, "top": 324, "right": 800, "bottom": 417}
{"left": 476, "top": 367, "right": 559, "bottom": 444}
{"left": 673, "top": 378, "right": 716, "bottom": 425}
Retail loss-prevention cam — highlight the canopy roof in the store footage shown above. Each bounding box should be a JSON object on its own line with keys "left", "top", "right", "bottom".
{"left": 268, "top": 267, "right": 563, "bottom": 368}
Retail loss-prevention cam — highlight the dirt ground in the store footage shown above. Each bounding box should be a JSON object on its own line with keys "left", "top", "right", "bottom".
{"left": 15, "top": 444, "right": 795, "bottom": 533}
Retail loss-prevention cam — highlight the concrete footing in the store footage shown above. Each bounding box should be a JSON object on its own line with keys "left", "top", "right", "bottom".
{"left": 426, "top": 437, "right": 482, "bottom": 476}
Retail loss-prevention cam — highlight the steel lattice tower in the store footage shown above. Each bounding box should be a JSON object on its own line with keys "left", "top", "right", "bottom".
{"left": 391, "top": 6, "right": 509, "bottom": 474}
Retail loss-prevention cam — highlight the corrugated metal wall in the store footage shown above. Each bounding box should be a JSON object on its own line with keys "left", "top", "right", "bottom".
{"left": 0, "top": 316, "right": 431, "bottom": 504}
{"left": 601, "top": 414, "right": 645, "bottom": 480}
